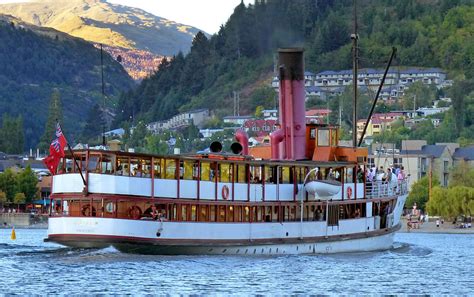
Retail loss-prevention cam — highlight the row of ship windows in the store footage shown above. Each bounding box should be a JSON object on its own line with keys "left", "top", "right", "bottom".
{"left": 54, "top": 200, "right": 388, "bottom": 223}
{"left": 58, "top": 156, "right": 364, "bottom": 184}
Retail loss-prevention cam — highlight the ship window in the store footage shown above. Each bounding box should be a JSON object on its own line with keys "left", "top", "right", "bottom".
{"left": 142, "top": 159, "right": 152, "bottom": 177}
{"left": 219, "top": 163, "right": 232, "bottom": 183}
{"left": 234, "top": 164, "right": 247, "bottom": 183}
{"left": 199, "top": 205, "right": 208, "bottom": 221}
{"left": 280, "top": 166, "right": 292, "bottom": 184}
{"left": 250, "top": 165, "right": 262, "bottom": 183}
{"left": 117, "top": 157, "right": 130, "bottom": 176}
{"left": 218, "top": 205, "right": 226, "bottom": 222}
{"left": 88, "top": 154, "right": 100, "bottom": 172}
{"left": 180, "top": 204, "right": 188, "bottom": 221}
{"left": 310, "top": 128, "right": 316, "bottom": 139}
{"left": 265, "top": 206, "right": 272, "bottom": 222}
{"left": 265, "top": 165, "right": 277, "bottom": 184}
{"left": 227, "top": 206, "right": 234, "bottom": 222}
{"left": 63, "top": 157, "right": 73, "bottom": 173}
{"left": 200, "top": 162, "right": 211, "bottom": 181}
{"left": 257, "top": 206, "right": 264, "bottom": 222}
{"left": 183, "top": 161, "right": 195, "bottom": 180}
{"left": 191, "top": 205, "right": 197, "bottom": 221}
{"left": 244, "top": 206, "right": 250, "bottom": 222}
{"left": 317, "top": 129, "right": 330, "bottom": 146}
{"left": 165, "top": 159, "right": 177, "bottom": 179}
{"left": 234, "top": 206, "right": 242, "bottom": 222}
{"left": 210, "top": 205, "right": 216, "bottom": 222}
{"left": 345, "top": 167, "right": 353, "bottom": 183}
{"left": 153, "top": 158, "right": 162, "bottom": 179}
{"left": 101, "top": 154, "right": 115, "bottom": 174}
{"left": 171, "top": 204, "right": 178, "bottom": 221}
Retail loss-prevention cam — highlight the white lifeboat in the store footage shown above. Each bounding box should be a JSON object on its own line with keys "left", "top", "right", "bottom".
{"left": 304, "top": 180, "right": 342, "bottom": 199}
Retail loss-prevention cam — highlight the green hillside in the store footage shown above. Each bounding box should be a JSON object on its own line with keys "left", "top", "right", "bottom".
{"left": 0, "top": 15, "right": 134, "bottom": 150}
{"left": 114, "top": 0, "right": 473, "bottom": 142}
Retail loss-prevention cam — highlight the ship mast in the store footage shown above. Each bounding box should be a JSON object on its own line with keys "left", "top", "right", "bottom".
{"left": 351, "top": 0, "right": 358, "bottom": 148}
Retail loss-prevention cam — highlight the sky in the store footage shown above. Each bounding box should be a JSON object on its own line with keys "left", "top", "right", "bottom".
{"left": 0, "top": 0, "right": 254, "bottom": 34}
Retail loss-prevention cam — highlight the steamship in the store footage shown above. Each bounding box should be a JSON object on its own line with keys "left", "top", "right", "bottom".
{"left": 46, "top": 49, "right": 407, "bottom": 255}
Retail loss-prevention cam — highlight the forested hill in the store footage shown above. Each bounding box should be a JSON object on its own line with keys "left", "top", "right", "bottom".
{"left": 0, "top": 15, "right": 134, "bottom": 149}
{"left": 114, "top": 0, "right": 473, "bottom": 127}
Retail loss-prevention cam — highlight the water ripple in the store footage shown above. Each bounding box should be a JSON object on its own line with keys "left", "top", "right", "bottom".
{"left": 0, "top": 230, "right": 473, "bottom": 294}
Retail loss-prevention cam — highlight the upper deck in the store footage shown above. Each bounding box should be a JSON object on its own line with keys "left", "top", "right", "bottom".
{"left": 52, "top": 149, "right": 403, "bottom": 202}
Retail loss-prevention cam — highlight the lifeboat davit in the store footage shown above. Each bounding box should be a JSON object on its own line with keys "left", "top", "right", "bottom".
{"left": 304, "top": 180, "right": 341, "bottom": 199}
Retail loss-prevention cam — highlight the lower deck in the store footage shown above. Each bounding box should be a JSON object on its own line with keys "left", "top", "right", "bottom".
{"left": 49, "top": 194, "right": 400, "bottom": 226}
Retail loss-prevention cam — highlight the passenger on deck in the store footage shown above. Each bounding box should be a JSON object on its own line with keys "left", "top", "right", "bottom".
{"left": 150, "top": 205, "right": 159, "bottom": 220}
{"left": 123, "top": 165, "right": 130, "bottom": 176}
{"left": 116, "top": 165, "right": 123, "bottom": 175}
{"left": 315, "top": 206, "right": 324, "bottom": 221}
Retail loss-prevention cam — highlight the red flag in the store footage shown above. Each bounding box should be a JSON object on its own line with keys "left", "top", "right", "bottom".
{"left": 43, "top": 123, "right": 68, "bottom": 175}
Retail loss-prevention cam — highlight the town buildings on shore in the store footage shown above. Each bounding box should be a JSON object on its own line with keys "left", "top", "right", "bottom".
{"left": 273, "top": 67, "right": 452, "bottom": 101}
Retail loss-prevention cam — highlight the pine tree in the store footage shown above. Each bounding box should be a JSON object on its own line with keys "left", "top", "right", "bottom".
{"left": 38, "top": 89, "right": 64, "bottom": 152}
{"left": 81, "top": 104, "right": 105, "bottom": 143}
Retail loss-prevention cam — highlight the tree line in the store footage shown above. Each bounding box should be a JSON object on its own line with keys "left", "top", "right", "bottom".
{"left": 114, "top": 0, "right": 474, "bottom": 138}
{"left": 0, "top": 166, "right": 38, "bottom": 209}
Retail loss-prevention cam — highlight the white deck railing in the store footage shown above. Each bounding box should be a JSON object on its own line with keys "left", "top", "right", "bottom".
{"left": 365, "top": 179, "right": 408, "bottom": 198}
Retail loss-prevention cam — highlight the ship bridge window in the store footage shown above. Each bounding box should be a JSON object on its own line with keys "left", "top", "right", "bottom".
{"left": 317, "top": 129, "right": 330, "bottom": 146}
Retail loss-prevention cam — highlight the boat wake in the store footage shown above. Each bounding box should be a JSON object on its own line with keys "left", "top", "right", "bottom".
{"left": 390, "top": 241, "right": 433, "bottom": 256}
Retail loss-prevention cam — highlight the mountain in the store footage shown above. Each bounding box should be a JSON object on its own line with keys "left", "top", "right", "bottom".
{"left": 0, "top": 0, "right": 202, "bottom": 56}
{"left": 0, "top": 0, "right": 204, "bottom": 80}
{"left": 0, "top": 14, "right": 134, "bottom": 149}
{"left": 113, "top": 0, "right": 473, "bottom": 141}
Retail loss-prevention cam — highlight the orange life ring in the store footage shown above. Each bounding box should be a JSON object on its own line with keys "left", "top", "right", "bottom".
{"left": 81, "top": 204, "right": 96, "bottom": 217}
{"left": 128, "top": 205, "right": 142, "bottom": 220}
{"left": 221, "top": 185, "right": 230, "bottom": 200}
{"left": 347, "top": 186, "right": 353, "bottom": 199}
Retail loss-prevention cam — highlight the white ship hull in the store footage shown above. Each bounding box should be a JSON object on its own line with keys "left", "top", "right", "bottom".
{"left": 47, "top": 194, "right": 406, "bottom": 255}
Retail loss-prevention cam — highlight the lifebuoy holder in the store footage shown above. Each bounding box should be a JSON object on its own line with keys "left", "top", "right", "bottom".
{"left": 221, "top": 185, "right": 230, "bottom": 200}
{"left": 347, "top": 186, "right": 353, "bottom": 199}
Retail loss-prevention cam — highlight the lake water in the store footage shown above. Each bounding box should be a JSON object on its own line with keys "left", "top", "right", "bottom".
{"left": 0, "top": 229, "right": 472, "bottom": 295}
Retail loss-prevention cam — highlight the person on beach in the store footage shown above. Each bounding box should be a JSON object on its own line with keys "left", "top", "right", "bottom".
{"left": 436, "top": 218, "right": 440, "bottom": 227}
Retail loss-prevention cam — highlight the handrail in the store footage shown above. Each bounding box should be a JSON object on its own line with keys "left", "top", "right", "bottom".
{"left": 365, "top": 178, "right": 408, "bottom": 198}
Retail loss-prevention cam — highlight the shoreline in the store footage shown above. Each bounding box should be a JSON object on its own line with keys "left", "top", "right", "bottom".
{"left": 399, "top": 218, "right": 474, "bottom": 234}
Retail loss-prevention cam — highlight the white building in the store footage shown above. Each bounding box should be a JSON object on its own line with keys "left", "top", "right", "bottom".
{"left": 147, "top": 109, "right": 209, "bottom": 134}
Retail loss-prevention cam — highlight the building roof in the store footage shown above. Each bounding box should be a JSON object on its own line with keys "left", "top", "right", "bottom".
{"left": 421, "top": 145, "right": 447, "bottom": 158}
{"left": 306, "top": 109, "right": 331, "bottom": 116}
{"left": 453, "top": 146, "right": 474, "bottom": 161}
